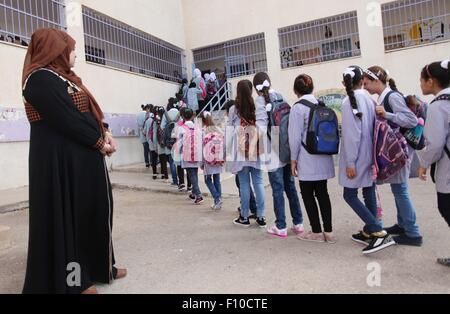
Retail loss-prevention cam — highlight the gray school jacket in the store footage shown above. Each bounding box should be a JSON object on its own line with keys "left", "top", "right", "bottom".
{"left": 339, "top": 90, "right": 377, "bottom": 189}
{"left": 418, "top": 88, "right": 450, "bottom": 194}
{"left": 288, "top": 94, "right": 335, "bottom": 182}
{"left": 377, "top": 87, "right": 418, "bottom": 185}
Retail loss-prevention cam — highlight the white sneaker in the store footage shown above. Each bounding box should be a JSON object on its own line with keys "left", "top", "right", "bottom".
{"left": 267, "top": 226, "right": 288, "bottom": 238}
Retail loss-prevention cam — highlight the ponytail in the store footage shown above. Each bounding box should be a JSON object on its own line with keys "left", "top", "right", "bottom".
{"left": 388, "top": 78, "right": 398, "bottom": 92}
{"left": 344, "top": 74, "right": 362, "bottom": 119}
{"left": 253, "top": 72, "right": 272, "bottom": 104}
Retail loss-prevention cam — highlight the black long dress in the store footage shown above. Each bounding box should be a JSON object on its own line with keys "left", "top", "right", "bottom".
{"left": 22, "top": 69, "right": 116, "bottom": 294}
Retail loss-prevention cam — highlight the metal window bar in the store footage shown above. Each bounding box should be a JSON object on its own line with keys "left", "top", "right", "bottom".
{"left": 82, "top": 6, "right": 186, "bottom": 83}
{"left": 278, "top": 11, "right": 361, "bottom": 69}
{"left": 382, "top": 0, "right": 450, "bottom": 51}
{"left": 192, "top": 33, "right": 267, "bottom": 79}
{"left": 0, "top": 0, "right": 65, "bottom": 46}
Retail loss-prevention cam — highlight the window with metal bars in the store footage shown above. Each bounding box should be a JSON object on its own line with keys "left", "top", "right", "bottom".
{"left": 278, "top": 11, "right": 361, "bottom": 69}
{"left": 0, "top": 0, "right": 66, "bottom": 47}
{"left": 382, "top": 0, "right": 450, "bottom": 51}
{"left": 82, "top": 6, "right": 186, "bottom": 83}
{"left": 192, "top": 33, "right": 267, "bottom": 79}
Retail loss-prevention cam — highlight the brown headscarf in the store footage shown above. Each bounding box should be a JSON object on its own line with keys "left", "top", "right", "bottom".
{"left": 22, "top": 28, "right": 104, "bottom": 124}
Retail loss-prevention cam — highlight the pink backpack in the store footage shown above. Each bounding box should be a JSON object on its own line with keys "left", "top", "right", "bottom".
{"left": 203, "top": 132, "right": 225, "bottom": 166}
{"left": 372, "top": 117, "right": 409, "bottom": 181}
{"left": 182, "top": 124, "right": 202, "bottom": 163}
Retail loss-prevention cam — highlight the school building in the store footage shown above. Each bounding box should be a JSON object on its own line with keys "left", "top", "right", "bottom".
{"left": 0, "top": 0, "right": 449, "bottom": 190}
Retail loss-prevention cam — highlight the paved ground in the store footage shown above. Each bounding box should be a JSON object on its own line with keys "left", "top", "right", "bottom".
{"left": 0, "top": 165, "right": 449, "bottom": 294}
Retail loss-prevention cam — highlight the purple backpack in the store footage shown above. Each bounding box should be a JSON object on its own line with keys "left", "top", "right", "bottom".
{"left": 373, "top": 117, "right": 409, "bottom": 181}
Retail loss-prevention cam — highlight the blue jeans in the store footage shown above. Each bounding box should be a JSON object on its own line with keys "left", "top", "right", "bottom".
{"left": 237, "top": 167, "right": 265, "bottom": 219}
{"left": 143, "top": 142, "right": 150, "bottom": 165}
{"left": 235, "top": 175, "right": 257, "bottom": 214}
{"left": 268, "top": 165, "right": 303, "bottom": 229}
{"left": 186, "top": 168, "right": 201, "bottom": 197}
{"left": 344, "top": 185, "right": 383, "bottom": 234}
{"left": 391, "top": 183, "right": 421, "bottom": 238}
{"left": 167, "top": 154, "right": 178, "bottom": 185}
{"left": 205, "top": 174, "right": 222, "bottom": 203}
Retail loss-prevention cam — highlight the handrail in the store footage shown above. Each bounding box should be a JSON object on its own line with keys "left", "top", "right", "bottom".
{"left": 197, "top": 82, "right": 233, "bottom": 117}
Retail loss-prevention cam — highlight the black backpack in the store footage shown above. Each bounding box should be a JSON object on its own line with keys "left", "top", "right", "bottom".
{"left": 429, "top": 94, "right": 450, "bottom": 183}
{"left": 163, "top": 112, "right": 179, "bottom": 149}
{"left": 298, "top": 99, "right": 340, "bottom": 155}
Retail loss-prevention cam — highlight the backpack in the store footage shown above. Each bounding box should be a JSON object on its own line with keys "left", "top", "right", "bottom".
{"left": 203, "top": 131, "right": 225, "bottom": 166}
{"left": 299, "top": 99, "right": 340, "bottom": 155}
{"left": 238, "top": 117, "right": 264, "bottom": 160}
{"left": 384, "top": 91, "right": 427, "bottom": 150}
{"left": 267, "top": 93, "right": 291, "bottom": 164}
{"left": 156, "top": 120, "right": 166, "bottom": 148}
{"left": 199, "top": 80, "right": 207, "bottom": 99}
{"left": 372, "top": 117, "right": 409, "bottom": 181}
{"left": 207, "top": 82, "right": 217, "bottom": 96}
{"left": 429, "top": 94, "right": 450, "bottom": 183}
{"left": 147, "top": 120, "right": 155, "bottom": 143}
{"left": 182, "top": 124, "right": 202, "bottom": 163}
{"left": 163, "top": 112, "right": 180, "bottom": 149}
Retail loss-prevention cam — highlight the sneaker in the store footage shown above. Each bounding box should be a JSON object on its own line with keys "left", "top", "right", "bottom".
{"left": 267, "top": 226, "right": 288, "bottom": 238}
{"left": 178, "top": 184, "right": 186, "bottom": 192}
{"left": 256, "top": 217, "right": 267, "bottom": 228}
{"left": 437, "top": 258, "right": 450, "bottom": 267}
{"left": 237, "top": 208, "right": 257, "bottom": 220}
{"left": 194, "top": 197, "right": 204, "bottom": 205}
{"left": 393, "top": 234, "right": 423, "bottom": 247}
{"left": 233, "top": 216, "right": 250, "bottom": 227}
{"left": 187, "top": 186, "right": 193, "bottom": 192}
{"left": 213, "top": 199, "right": 223, "bottom": 210}
{"left": 188, "top": 194, "right": 196, "bottom": 200}
{"left": 352, "top": 231, "right": 374, "bottom": 245}
{"left": 363, "top": 235, "right": 397, "bottom": 255}
{"left": 324, "top": 232, "right": 337, "bottom": 244}
{"left": 153, "top": 175, "right": 158, "bottom": 180}
{"left": 385, "top": 224, "right": 406, "bottom": 236}
{"left": 292, "top": 224, "right": 305, "bottom": 236}
{"left": 298, "top": 232, "right": 326, "bottom": 243}
{"left": 146, "top": 164, "right": 150, "bottom": 168}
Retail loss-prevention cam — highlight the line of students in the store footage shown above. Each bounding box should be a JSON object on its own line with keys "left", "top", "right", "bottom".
{"left": 147, "top": 60, "right": 450, "bottom": 263}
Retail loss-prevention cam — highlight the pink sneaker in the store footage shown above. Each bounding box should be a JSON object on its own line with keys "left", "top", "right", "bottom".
{"left": 292, "top": 224, "right": 305, "bottom": 236}
{"left": 298, "top": 232, "right": 326, "bottom": 243}
{"left": 267, "top": 226, "right": 288, "bottom": 238}
{"left": 324, "top": 232, "right": 337, "bottom": 244}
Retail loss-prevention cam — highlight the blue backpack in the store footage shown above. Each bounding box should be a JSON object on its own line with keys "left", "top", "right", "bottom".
{"left": 267, "top": 93, "right": 291, "bottom": 164}
{"left": 298, "top": 99, "right": 340, "bottom": 155}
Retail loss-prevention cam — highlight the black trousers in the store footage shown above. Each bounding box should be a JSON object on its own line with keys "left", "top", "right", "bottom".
{"left": 159, "top": 154, "right": 168, "bottom": 179}
{"left": 437, "top": 193, "right": 450, "bottom": 227}
{"left": 299, "top": 180, "right": 333, "bottom": 233}
{"left": 177, "top": 165, "right": 191, "bottom": 188}
{"left": 150, "top": 151, "right": 159, "bottom": 175}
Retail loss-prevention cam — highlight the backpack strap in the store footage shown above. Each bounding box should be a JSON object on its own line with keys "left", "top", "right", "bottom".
{"left": 431, "top": 94, "right": 450, "bottom": 104}
{"left": 383, "top": 90, "right": 405, "bottom": 113}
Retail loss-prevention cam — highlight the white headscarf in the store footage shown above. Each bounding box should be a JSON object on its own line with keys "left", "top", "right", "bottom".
{"left": 193, "top": 68, "right": 202, "bottom": 78}
{"left": 210, "top": 72, "right": 217, "bottom": 82}
{"left": 204, "top": 73, "right": 210, "bottom": 81}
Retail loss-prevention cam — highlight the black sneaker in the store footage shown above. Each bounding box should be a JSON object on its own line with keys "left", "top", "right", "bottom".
{"left": 385, "top": 224, "right": 406, "bottom": 236}
{"left": 146, "top": 164, "right": 150, "bottom": 168}
{"left": 194, "top": 197, "right": 204, "bottom": 205}
{"left": 187, "top": 186, "right": 193, "bottom": 192}
{"left": 393, "top": 234, "right": 423, "bottom": 247}
{"left": 233, "top": 216, "right": 250, "bottom": 227}
{"left": 363, "top": 235, "right": 397, "bottom": 255}
{"left": 188, "top": 194, "right": 196, "bottom": 200}
{"left": 437, "top": 258, "right": 450, "bottom": 267}
{"left": 256, "top": 217, "right": 267, "bottom": 228}
{"left": 237, "top": 208, "right": 257, "bottom": 220}
{"left": 178, "top": 184, "right": 186, "bottom": 191}
{"left": 352, "top": 231, "right": 373, "bottom": 245}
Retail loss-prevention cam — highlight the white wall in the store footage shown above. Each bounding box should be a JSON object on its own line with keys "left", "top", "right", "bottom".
{"left": 183, "top": 0, "right": 450, "bottom": 104}
{"left": 0, "top": 0, "right": 187, "bottom": 190}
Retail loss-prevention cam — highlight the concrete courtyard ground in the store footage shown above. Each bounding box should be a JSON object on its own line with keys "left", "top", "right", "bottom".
{"left": 0, "top": 165, "right": 449, "bottom": 294}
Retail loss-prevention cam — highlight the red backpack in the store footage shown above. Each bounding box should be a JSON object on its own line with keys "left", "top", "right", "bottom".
{"left": 182, "top": 124, "right": 202, "bottom": 163}
{"left": 203, "top": 131, "right": 225, "bottom": 166}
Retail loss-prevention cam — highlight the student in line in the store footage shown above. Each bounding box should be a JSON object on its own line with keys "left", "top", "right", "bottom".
{"left": 201, "top": 111, "right": 224, "bottom": 210}
{"left": 153, "top": 107, "right": 169, "bottom": 181}
{"left": 174, "top": 107, "right": 192, "bottom": 192}
{"left": 179, "top": 108, "right": 204, "bottom": 205}
{"left": 137, "top": 104, "right": 152, "bottom": 168}
{"left": 363, "top": 66, "right": 423, "bottom": 247}
{"left": 187, "top": 82, "right": 203, "bottom": 115}
{"left": 224, "top": 100, "right": 258, "bottom": 219}
{"left": 289, "top": 74, "right": 336, "bottom": 243}
{"left": 340, "top": 66, "right": 396, "bottom": 254}
{"left": 253, "top": 72, "right": 304, "bottom": 238}
{"left": 228, "top": 80, "right": 268, "bottom": 227}
{"left": 143, "top": 106, "right": 159, "bottom": 180}
{"left": 418, "top": 60, "right": 450, "bottom": 267}
{"left": 161, "top": 99, "right": 180, "bottom": 187}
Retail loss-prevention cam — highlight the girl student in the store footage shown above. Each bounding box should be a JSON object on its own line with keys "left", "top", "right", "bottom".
{"left": 340, "top": 66, "right": 396, "bottom": 254}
